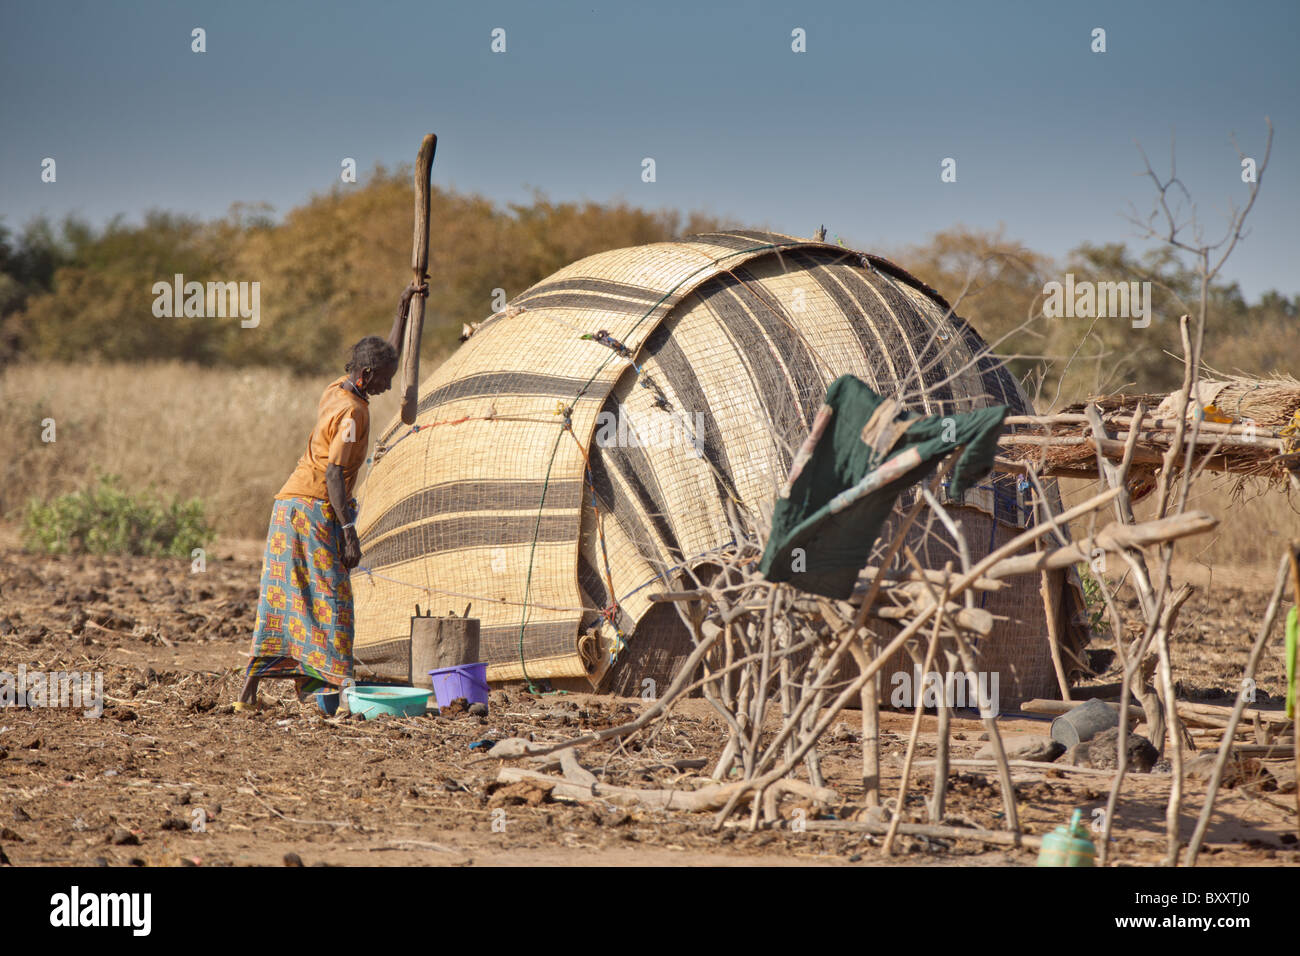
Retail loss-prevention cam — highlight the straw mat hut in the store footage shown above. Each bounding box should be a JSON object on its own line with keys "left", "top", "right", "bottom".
{"left": 353, "top": 231, "right": 1087, "bottom": 701}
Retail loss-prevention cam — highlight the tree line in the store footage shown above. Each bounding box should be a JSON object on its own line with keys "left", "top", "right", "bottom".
{"left": 2, "top": 170, "right": 1294, "bottom": 404}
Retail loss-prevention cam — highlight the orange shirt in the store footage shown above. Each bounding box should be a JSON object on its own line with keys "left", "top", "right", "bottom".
{"left": 276, "top": 375, "right": 371, "bottom": 502}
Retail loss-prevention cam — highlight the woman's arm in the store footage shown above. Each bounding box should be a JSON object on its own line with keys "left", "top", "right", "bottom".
{"left": 387, "top": 281, "right": 430, "bottom": 355}
{"left": 327, "top": 464, "right": 361, "bottom": 569}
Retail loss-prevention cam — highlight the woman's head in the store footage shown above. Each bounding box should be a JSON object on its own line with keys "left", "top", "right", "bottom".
{"left": 346, "top": 336, "right": 399, "bottom": 395}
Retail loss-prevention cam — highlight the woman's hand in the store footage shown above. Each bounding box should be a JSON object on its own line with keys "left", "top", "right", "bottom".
{"left": 390, "top": 280, "right": 430, "bottom": 352}
{"left": 401, "top": 279, "right": 430, "bottom": 310}
{"left": 341, "top": 525, "right": 362, "bottom": 570}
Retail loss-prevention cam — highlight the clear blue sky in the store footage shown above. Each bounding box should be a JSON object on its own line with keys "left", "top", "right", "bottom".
{"left": 2, "top": 0, "right": 1296, "bottom": 297}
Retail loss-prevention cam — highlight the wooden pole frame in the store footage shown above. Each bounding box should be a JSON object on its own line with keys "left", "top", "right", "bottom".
{"left": 400, "top": 133, "right": 437, "bottom": 425}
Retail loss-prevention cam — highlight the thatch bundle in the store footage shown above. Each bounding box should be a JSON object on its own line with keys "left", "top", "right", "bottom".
{"left": 351, "top": 230, "right": 1087, "bottom": 700}
{"left": 1159, "top": 376, "right": 1300, "bottom": 426}
{"left": 999, "top": 376, "right": 1300, "bottom": 486}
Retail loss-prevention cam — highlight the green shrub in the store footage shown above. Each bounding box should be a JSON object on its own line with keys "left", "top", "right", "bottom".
{"left": 1076, "top": 563, "right": 1112, "bottom": 637}
{"left": 21, "top": 474, "right": 215, "bottom": 558}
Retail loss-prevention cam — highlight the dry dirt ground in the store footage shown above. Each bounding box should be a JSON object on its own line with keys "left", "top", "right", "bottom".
{"left": 0, "top": 528, "right": 1296, "bottom": 867}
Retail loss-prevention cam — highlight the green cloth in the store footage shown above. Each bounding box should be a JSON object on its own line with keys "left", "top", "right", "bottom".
{"left": 759, "top": 374, "right": 1007, "bottom": 598}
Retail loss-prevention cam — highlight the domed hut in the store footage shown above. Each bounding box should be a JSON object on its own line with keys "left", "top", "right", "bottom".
{"left": 352, "top": 230, "right": 1086, "bottom": 701}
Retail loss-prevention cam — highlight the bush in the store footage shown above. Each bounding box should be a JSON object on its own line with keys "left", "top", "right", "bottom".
{"left": 1076, "top": 563, "right": 1112, "bottom": 637}
{"left": 21, "top": 474, "right": 216, "bottom": 558}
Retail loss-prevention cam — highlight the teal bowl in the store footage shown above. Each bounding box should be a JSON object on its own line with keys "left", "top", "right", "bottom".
{"left": 345, "top": 685, "right": 432, "bottom": 720}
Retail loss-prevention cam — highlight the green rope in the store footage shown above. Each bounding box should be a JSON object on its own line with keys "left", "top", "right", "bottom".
{"left": 516, "top": 422, "right": 569, "bottom": 695}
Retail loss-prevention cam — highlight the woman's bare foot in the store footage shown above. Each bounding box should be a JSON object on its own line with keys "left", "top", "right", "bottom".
{"left": 237, "top": 675, "right": 261, "bottom": 709}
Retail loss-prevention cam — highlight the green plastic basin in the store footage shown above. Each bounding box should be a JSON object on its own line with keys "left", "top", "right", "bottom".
{"left": 345, "top": 684, "right": 432, "bottom": 720}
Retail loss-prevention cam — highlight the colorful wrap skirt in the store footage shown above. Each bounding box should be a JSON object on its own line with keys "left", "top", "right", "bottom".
{"left": 245, "top": 496, "right": 356, "bottom": 699}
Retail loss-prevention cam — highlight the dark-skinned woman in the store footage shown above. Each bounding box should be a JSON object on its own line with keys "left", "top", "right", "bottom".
{"left": 236, "top": 280, "right": 428, "bottom": 711}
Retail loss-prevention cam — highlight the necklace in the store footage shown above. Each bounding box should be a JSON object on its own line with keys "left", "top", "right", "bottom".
{"left": 342, "top": 378, "right": 370, "bottom": 403}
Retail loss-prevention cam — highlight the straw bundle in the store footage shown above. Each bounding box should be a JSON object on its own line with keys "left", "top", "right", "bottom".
{"left": 999, "top": 375, "right": 1300, "bottom": 486}
{"left": 1155, "top": 376, "right": 1300, "bottom": 426}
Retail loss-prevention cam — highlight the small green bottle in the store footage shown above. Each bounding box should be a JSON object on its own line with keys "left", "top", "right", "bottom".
{"left": 1036, "top": 809, "right": 1096, "bottom": 867}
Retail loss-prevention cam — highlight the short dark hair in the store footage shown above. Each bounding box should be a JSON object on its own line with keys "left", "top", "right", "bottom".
{"left": 346, "top": 336, "right": 398, "bottom": 376}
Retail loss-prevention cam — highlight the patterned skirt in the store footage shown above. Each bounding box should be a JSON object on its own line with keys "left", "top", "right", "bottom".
{"left": 246, "top": 496, "right": 356, "bottom": 698}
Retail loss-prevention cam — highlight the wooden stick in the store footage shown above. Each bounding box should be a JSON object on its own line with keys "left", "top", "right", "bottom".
{"left": 983, "top": 511, "right": 1217, "bottom": 580}
{"left": 1156, "top": 316, "right": 1195, "bottom": 521}
{"left": 1200, "top": 743, "right": 1296, "bottom": 756}
{"left": 710, "top": 606, "right": 948, "bottom": 830}
{"left": 917, "top": 489, "right": 972, "bottom": 827}
{"left": 1004, "top": 410, "right": 1288, "bottom": 439}
{"left": 897, "top": 544, "right": 1022, "bottom": 838}
{"left": 992, "top": 458, "right": 1111, "bottom": 480}
{"left": 741, "top": 486, "right": 1125, "bottom": 794}
{"left": 816, "top": 598, "right": 876, "bottom": 805}
{"left": 1154, "top": 586, "right": 1192, "bottom": 865}
{"left": 399, "top": 133, "right": 436, "bottom": 425}
{"left": 505, "top": 485, "right": 1122, "bottom": 835}
{"left": 883, "top": 571, "right": 949, "bottom": 855}
{"left": 496, "top": 767, "right": 838, "bottom": 812}
{"left": 806, "top": 818, "right": 1042, "bottom": 850}
{"left": 999, "top": 431, "right": 1286, "bottom": 452}
{"left": 799, "top": 464, "right": 954, "bottom": 818}
{"left": 960, "top": 487, "right": 1120, "bottom": 581}
{"left": 1085, "top": 402, "right": 1155, "bottom": 620}
{"left": 1111, "top": 320, "right": 1204, "bottom": 868}
{"left": 1185, "top": 554, "right": 1292, "bottom": 865}
{"left": 930, "top": 647, "right": 957, "bottom": 824}
{"left": 951, "top": 626, "right": 1021, "bottom": 836}
{"left": 912, "top": 758, "right": 1142, "bottom": 778}
{"left": 871, "top": 603, "right": 995, "bottom": 635}
{"left": 647, "top": 589, "right": 713, "bottom": 603}
{"left": 1291, "top": 542, "right": 1300, "bottom": 831}
{"left": 744, "top": 588, "right": 779, "bottom": 789}
{"left": 847, "top": 636, "right": 881, "bottom": 809}
{"left": 1040, "top": 565, "right": 1072, "bottom": 701}
{"left": 855, "top": 566, "right": 1005, "bottom": 591}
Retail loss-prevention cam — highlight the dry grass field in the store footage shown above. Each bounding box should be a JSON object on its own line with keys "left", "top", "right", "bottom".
{"left": 6, "top": 361, "right": 1296, "bottom": 562}
{"left": 1, "top": 361, "right": 426, "bottom": 540}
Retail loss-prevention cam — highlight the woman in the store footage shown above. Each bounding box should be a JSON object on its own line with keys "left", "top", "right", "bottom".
{"left": 237, "top": 281, "right": 427, "bottom": 711}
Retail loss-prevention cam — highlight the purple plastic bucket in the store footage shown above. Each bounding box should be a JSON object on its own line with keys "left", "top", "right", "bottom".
{"left": 429, "top": 662, "right": 490, "bottom": 710}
